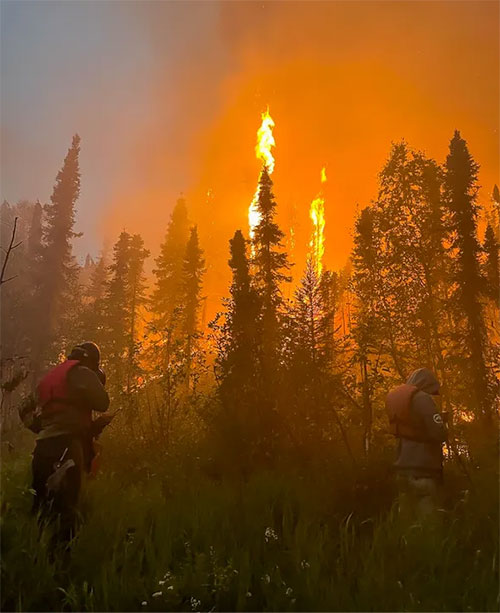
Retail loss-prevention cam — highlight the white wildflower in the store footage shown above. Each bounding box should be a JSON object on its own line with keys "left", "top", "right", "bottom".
{"left": 246, "top": 592, "right": 252, "bottom": 598}
{"left": 261, "top": 573, "right": 271, "bottom": 584}
{"left": 264, "top": 527, "right": 278, "bottom": 542}
{"left": 158, "top": 580, "right": 166, "bottom": 585}
{"left": 152, "top": 591, "right": 162, "bottom": 598}
{"left": 141, "top": 601, "right": 148, "bottom": 607}
{"left": 190, "top": 596, "right": 201, "bottom": 611}
{"left": 286, "top": 587, "right": 293, "bottom": 597}
{"left": 300, "top": 559, "right": 310, "bottom": 570}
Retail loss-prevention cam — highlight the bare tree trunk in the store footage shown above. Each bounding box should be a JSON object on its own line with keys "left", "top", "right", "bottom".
{"left": 1, "top": 217, "right": 22, "bottom": 286}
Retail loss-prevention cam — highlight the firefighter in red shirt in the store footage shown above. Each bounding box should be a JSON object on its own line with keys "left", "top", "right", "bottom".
{"left": 25, "top": 342, "right": 110, "bottom": 539}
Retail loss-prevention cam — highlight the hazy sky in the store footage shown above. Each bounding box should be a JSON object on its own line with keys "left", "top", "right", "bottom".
{"left": 1, "top": 0, "right": 214, "bottom": 256}
{"left": 2, "top": 0, "right": 498, "bottom": 297}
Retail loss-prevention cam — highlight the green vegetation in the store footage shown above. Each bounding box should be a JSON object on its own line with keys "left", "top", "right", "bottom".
{"left": 1, "top": 434, "right": 498, "bottom": 613}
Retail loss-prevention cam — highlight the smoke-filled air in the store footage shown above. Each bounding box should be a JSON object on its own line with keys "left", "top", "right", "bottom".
{"left": 1, "top": 2, "right": 498, "bottom": 612}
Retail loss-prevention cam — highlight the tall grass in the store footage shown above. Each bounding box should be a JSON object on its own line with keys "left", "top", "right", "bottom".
{"left": 1, "top": 437, "right": 498, "bottom": 612}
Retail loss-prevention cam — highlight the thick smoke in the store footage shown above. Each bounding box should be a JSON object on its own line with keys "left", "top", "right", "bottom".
{"left": 2, "top": 1, "right": 498, "bottom": 310}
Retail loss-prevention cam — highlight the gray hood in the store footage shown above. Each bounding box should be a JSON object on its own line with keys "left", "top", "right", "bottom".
{"left": 406, "top": 368, "right": 440, "bottom": 395}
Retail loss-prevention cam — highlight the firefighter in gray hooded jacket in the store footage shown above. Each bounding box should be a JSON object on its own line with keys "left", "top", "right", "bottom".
{"left": 386, "top": 367, "right": 447, "bottom": 514}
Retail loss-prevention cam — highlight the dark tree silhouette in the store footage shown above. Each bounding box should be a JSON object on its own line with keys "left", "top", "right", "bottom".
{"left": 444, "top": 130, "right": 492, "bottom": 422}
{"left": 214, "top": 230, "right": 261, "bottom": 474}
{"left": 126, "top": 234, "right": 149, "bottom": 396}
{"left": 181, "top": 226, "right": 205, "bottom": 389}
{"left": 221, "top": 230, "right": 260, "bottom": 381}
{"left": 103, "top": 231, "right": 132, "bottom": 395}
{"left": 36, "top": 134, "right": 82, "bottom": 366}
{"left": 483, "top": 223, "right": 499, "bottom": 302}
{"left": 81, "top": 255, "right": 108, "bottom": 347}
{"left": 251, "top": 166, "right": 290, "bottom": 380}
{"left": 150, "top": 197, "right": 190, "bottom": 335}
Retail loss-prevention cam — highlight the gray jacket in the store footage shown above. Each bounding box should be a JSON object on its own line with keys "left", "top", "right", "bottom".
{"left": 394, "top": 368, "right": 447, "bottom": 477}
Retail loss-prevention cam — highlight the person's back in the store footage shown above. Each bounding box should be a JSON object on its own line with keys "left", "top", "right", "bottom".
{"left": 30, "top": 342, "right": 109, "bottom": 540}
{"left": 387, "top": 367, "right": 447, "bottom": 516}
{"left": 36, "top": 359, "right": 109, "bottom": 441}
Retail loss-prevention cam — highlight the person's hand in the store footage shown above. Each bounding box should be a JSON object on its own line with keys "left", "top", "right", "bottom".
{"left": 91, "top": 413, "right": 115, "bottom": 436}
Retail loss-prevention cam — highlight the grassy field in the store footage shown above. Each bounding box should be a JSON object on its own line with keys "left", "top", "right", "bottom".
{"left": 1, "top": 434, "right": 498, "bottom": 612}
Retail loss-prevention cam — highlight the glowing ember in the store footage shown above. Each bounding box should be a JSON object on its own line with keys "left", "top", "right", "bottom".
{"left": 249, "top": 108, "right": 276, "bottom": 240}
{"left": 309, "top": 167, "right": 327, "bottom": 276}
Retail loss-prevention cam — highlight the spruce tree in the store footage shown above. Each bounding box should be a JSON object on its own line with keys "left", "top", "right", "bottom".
{"left": 351, "top": 206, "right": 384, "bottom": 452}
{"left": 82, "top": 255, "right": 108, "bottom": 347}
{"left": 181, "top": 226, "right": 205, "bottom": 389}
{"left": 126, "top": 234, "right": 149, "bottom": 395}
{"left": 444, "top": 130, "right": 492, "bottom": 421}
{"left": 249, "top": 166, "right": 291, "bottom": 456}
{"left": 252, "top": 167, "right": 290, "bottom": 308}
{"left": 483, "top": 223, "right": 499, "bottom": 303}
{"left": 103, "top": 231, "right": 132, "bottom": 395}
{"left": 150, "top": 197, "right": 190, "bottom": 335}
{"left": 101, "top": 231, "right": 149, "bottom": 400}
{"left": 37, "top": 134, "right": 82, "bottom": 365}
{"left": 221, "top": 230, "right": 260, "bottom": 381}
{"left": 215, "top": 230, "right": 261, "bottom": 473}
{"left": 376, "top": 144, "right": 444, "bottom": 373}
{"left": 292, "top": 260, "right": 324, "bottom": 368}
{"left": 317, "top": 269, "right": 340, "bottom": 371}
{"left": 251, "top": 166, "right": 290, "bottom": 378}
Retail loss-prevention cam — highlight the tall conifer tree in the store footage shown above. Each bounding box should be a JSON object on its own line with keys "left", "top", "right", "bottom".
{"left": 444, "top": 131, "right": 492, "bottom": 421}
{"left": 150, "top": 197, "right": 190, "bottom": 334}
{"left": 251, "top": 166, "right": 290, "bottom": 376}
{"left": 37, "top": 134, "right": 82, "bottom": 365}
{"left": 220, "top": 230, "right": 260, "bottom": 385}
{"left": 483, "top": 223, "right": 499, "bottom": 302}
{"left": 126, "top": 234, "right": 149, "bottom": 395}
{"left": 82, "top": 255, "right": 109, "bottom": 348}
{"left": 181, "top": 226, "right": 205, "bottom": 389}
{"left": 103, "top": 231, "right": 132, "bottom": 394}
{"left": 214, "top": 230, "right": 261, "bottom": 473}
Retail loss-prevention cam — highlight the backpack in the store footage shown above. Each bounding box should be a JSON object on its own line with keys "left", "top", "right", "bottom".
{"left": 385, "top": 384, "right": 428, "bottom": 441}
{"left": 37, "top": 360, "right": 81, "bottom": 416}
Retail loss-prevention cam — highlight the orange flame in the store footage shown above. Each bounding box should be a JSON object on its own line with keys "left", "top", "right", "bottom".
{"left": 249, "top": 108, "right": 276, "bottom": 240}
{"left": 309, "top": 167, "right": 327, "bottom": 276}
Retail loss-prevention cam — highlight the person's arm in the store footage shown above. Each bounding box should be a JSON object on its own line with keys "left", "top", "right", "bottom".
{"left": 68, "top": 366, "right": 110, "bottom": 413}
{"left": 412, "top": 391, "right": 446, "bottom": 442}
{"left": 18, "top": 394, "right": 42, "bottom": 433}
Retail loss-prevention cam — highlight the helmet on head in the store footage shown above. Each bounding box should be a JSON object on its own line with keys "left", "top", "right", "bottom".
{"left": 68, "top": 341, "right": 101, "bottom": 371}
